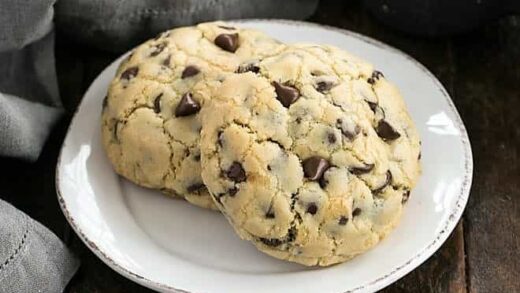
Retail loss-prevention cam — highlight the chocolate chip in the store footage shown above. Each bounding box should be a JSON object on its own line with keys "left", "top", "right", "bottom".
{"left": 218, "top": 25, "right": 236, "bottom": 30}
{"left": 153, "top": 93, "right": 162, "bottom": 114}
{"left": 402, "top": 190, "right": 411, "bottom": 204}
{"left": 418, "top": 152, "right": 422, "bottom": 160}
{"left": 350, "top": 163, "right": 375, "bottom": 175}
{"left": 236, "top": 63, "right": 260, "bottom": 74}
{"left": 373, "top": 70, "right": 384, "bottom": 79}
{"left": 267, "top": 165, "right": 272, "bottom": 171}
{"left": 259, "top": 227, "right": 296, "bottom": 247}
{"left": 182, "top": 65, "right": 200, "bottom": 79}
{"left": 295, "top": 117, "right": 302, "bottom": 124}
{"left": 215, "top": 33, "right": 239, "bottom": 53}
{"left": 367, "top": 70, "right": 384, "bottom": 84}
{"left": 259, "top": 237, "right": 283, "bottom": 247}
{"left": 316, "top": 81, "right": 334, "bottom": 93}
{"left": 187, "top": 183, "right": 205, "bottom": 193}
{"left": 229, "top": 187, "right": 238, "bottom": 197}
{"left": 373, "top": 170, "right": 393, "bottom": 194}
{"left": 121, "top": 66, "right": 138, "bottom": 80}
{"left": 352, "top": 208, "right": 362, "bottom": 217}
{"left": 273, "top": 82, "right": 300, "bottom": 108}
{"left": 150, "top": 43, "right": 167, "bottom": 57}
{"left": 306, "top": 203, "right": 318, "bottom": 215}
{"left": 302, "top": 156, "right": 330, "bottom": 181}
{"left": 327, "top": 132, "right": 337, "bottom": 144}
{"left": 194, "top": 154, "right": 201, "bottom": 161}
{"left": 175, "top": 93, "right": 201, "bottom": 117}
{"left": 376, "top": 120, "right": 401, "bottom": 141}
{"left": 338, "top": 216, "right": 348, "bottom": 225}
{"left": 162, "top": 55, "right": 171, "bottom": 67}
{"left": 227, "top": 162, "right": 246, "bottom": 182}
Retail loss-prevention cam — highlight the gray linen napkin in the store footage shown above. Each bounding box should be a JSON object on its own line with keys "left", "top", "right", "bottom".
{"left": 0, "top": 200, "right": 80, "bottom": 292}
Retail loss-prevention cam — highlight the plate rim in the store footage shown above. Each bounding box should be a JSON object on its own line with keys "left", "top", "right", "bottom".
{"left": 55, "top": 18, "right": 473, "bottom": 293}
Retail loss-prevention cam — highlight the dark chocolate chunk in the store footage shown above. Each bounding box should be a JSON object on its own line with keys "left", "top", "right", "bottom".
{"left": 373, "top": 70, "right": 384, "bottom": 79}
{"left": 273, "top": 82, "right": 300, "bottom": 108}
{"left": 376, "top": 120, "right": 401, "bottom": 141}
{"left": 327, "top": 132, "right": 337, "bottom": 144}
{"left": 373, "top": 170, "right": 393, "bottom": 194}
{"left": 352, "top": 208, "right": 362, "bottom": 217}
{"left": 267, "top": 165, "right": 272, "bottom": 171}
{"left": 153, "top": 93, "right": 162, "bottom": 114}
{"left": 150, "top": 42, "right": 167, "bottom": 57}
{"left": 367, "top": 70, "right": 384, "bottom": 84}
{"left": 187, "top": 183, "right": 205, "bottom": 193}
{"left": 402, "top": 190, "right": 411, "bottom": 204}
{"left": 316, "top": 81, "right": 334, "bottom": 92}
{"left": 236, "top": 63, "right": 260, "bottom": 74}
{"left": 226, "top": 162, "right": 246, "bottom": 182}
{"left": 120, "top": 66, "right": 138, "bottom": 80}
{"left": 215, "top": 33, "right": 239, "bottom": 52}
{"left": 182, "top": 65, "right": 200, "bottom": 79}
{"left": 194, "top": 154, "right": 201, "bottom": 161}
{"left": 306, "top": 203, "right": 318, "bottom": 215}
{"left": 175, "top": 93, "right": 201, "bottom": 117}
{"left": 229, "top": 187, "right": 239, "bottom": 197}
{"left": 350, "top": 163, "right": 375, "bottom": 175}
{"left": 259, "top": 237, "right": 283, "bottom": 247}
{"left": 338, "top": 216, "right": 349, "bottom": 225}
{"left": 302, "top": 156, "right": 330, "bottom": 181}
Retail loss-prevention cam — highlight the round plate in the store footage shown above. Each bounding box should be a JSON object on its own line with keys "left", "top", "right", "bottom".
{"left": 56, "top": 20, "right": 472, "bottom": 293}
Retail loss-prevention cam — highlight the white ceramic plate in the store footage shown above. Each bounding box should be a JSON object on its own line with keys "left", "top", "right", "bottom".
{"left": 56, "top": 20, "right": 473, "bottom": 293}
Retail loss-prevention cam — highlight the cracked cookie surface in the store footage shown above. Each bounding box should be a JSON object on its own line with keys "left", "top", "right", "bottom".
{"left": 200, "top": 44, "right": 421, "bottom": 265}
{"left": 101, "top": 22, "right": 285, "bottom": 209}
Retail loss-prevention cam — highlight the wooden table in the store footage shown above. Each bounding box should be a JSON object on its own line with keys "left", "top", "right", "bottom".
{"left": 0, "top": 0, "right": 518, "bottom": 292}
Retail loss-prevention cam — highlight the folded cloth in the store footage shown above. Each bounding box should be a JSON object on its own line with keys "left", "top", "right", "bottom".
{"left": 55, "top": 0, "right": 319, "bottom": 52}
{"left": 0, "top": 0, "right": 61, "bottom": 161}
{"left": 0, "top": 199, "right": 79, "bottom": 293}
{"left": 0, "top": 30, "right": 63, "bottom": 161}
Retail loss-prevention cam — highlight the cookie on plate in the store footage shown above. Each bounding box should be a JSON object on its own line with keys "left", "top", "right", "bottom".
{"left": 200, "top": 44, "right": 421, "bottom": 265}
{"left": 101, "top": 22, "right": 285, "bottom": 209}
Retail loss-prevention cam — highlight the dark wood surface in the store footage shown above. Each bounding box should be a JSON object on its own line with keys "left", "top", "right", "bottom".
{"left": 0, "top": 0, "right": 519, "bottom": 292}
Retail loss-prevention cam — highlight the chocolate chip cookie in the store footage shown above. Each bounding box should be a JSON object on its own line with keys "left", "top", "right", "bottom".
{"left": 200, "top": 44, "right": 421, "bottom": 265}
{"left": 101, "top": 22, "right": 285, "bottom": 209}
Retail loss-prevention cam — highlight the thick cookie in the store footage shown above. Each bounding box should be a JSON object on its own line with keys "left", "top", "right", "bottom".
{"left": 200, "top": 45, "right": 421, "bottom": 265}
{"left": 101, "top": 22, "right": 285, "bottom": 209}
